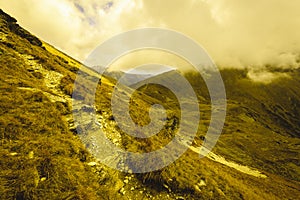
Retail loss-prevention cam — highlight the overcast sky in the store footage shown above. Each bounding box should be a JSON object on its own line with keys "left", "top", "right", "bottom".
{"left": 1, "top": 0, "right": 300, "bottom": 70}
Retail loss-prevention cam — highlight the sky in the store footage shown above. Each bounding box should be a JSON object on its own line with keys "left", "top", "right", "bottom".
{"left": 1, "top": 0, "right": 300, "bottom": 71}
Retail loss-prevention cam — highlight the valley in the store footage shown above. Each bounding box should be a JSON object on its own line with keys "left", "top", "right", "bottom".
{"left": 0, "top": 9, "right": 300, "bottom": 200}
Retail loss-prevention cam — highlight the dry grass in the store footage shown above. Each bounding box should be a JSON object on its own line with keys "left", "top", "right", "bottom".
{"left": 1, "top": 9, "right": 300, "bottom": 199}
{"left": 0, "top": 14, "right": 120, "bottom": 199}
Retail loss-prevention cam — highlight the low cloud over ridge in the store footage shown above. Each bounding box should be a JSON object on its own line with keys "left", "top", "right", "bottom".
{"left": 1, "top": 0, "right": 300, "bottom": 69}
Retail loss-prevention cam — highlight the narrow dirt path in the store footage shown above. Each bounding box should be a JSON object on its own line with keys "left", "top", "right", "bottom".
{"left": 188, "top": 145, "right": 267, "bottom": 178}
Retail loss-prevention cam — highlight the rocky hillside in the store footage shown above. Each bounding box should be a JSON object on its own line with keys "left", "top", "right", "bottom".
{"left": 0, "top": 9, "right": 300, "bottom": 199}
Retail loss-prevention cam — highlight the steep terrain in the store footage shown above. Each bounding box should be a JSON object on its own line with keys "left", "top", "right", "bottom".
{"left": 1, "top": 9, "right": 300, "bottom": 199}
{"left": 132, "top": 68, "right": 300, "bottom": 182}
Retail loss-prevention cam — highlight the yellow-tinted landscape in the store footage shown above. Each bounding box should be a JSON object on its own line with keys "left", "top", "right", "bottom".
{"left": 1, "top": 1, "right": 300, "bottom": 199}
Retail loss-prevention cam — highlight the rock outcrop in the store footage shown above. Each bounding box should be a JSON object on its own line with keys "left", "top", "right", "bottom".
{"left": 0, "top": 9, "right": 43, "bottom": 47}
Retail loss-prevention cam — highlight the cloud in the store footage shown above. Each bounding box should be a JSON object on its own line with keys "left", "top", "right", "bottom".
{"left": 0, "top": 0, "right": 144, "bottom": 61}
{"left": 247, "top": 70, "right": 290, "bottom": 84}
{"left": 139, "top": 0, "right": 300, "bottom": 69}
{"left": 1, "top": 0, "right": 300, "bottom": 70}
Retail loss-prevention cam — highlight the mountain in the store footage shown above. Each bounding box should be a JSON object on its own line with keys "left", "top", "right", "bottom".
{"left": 1, "top": 9, "right": 300, "bottom": 200}
{"left": 105, "top": 66, "right": 176, "bottom": 86}
{"left": 124, "top": 64, "right": 300, "bottom": 177}
{"left": 106, "top": 70, "right": 154, "bottom": 85}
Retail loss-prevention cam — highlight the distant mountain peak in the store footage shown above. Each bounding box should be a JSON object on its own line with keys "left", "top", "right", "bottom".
{"left": 122, "top": 64, "right": 176, "bottom": 76}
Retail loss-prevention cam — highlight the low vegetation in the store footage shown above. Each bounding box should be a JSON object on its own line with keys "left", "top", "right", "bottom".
{"left": 1, "top": 9, "right": 299, "bottom": 199}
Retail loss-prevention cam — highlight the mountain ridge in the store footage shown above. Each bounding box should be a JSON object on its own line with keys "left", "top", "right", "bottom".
{"left": 0, "top": 9, "right": 300, "bottom": 200}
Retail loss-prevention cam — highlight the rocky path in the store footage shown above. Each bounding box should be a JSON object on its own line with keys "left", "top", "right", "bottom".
{"left": 16, "top": 53, "right": 76, "bottom": 124}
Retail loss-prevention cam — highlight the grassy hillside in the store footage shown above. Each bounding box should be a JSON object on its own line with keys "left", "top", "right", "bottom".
{"left": 185, "top": 69, "right": 300, "bottom": 181}
{"left": 0, "top": 9, "right": 120, "bottom": 199}
{"left": 1, "top": 9, "right": 300, "bottom": 200}
{"left": 95, "top": 69, "right": 300, "bottom": 199}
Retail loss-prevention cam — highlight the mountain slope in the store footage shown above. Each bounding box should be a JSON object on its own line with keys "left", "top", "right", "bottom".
{"left": 1, "top": 9, "right": 300, "bottom": 200}
{"left": 0, "top": 9, "right": 121, "bottom": 199}
{"left": 129, "top": 66, "right": 300, "bottom": 183}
